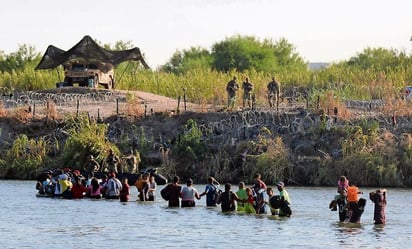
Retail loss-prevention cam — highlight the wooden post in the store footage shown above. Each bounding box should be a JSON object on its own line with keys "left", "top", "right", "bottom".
{"left": 333, "top": 107, "right": 338, "bottom": 123}
{"left": 116, "top": 98, "right": 119, "bottom": 116}
{"left": 46, "top": 101, "right": 49, "bottom": 119}
{"left": 276, "top": 93, "right": 279, "bottom": 112}
{"left": 183, "top": 88, "right": 187, "bottom": 111}
{"left": 76, "top": 99, "right": 79, "bottom": 117}
{"left": 177, "top": 96, "right": 181, "bottom": 114}
{"left": 32, "top": 103, "right": 36, "bottom": 120}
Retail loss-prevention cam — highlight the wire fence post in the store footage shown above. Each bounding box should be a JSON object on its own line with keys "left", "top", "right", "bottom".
{"left": 177, "top": 96, "right": 181, "bottom": 114}
{"left": 97, "top": 108, "right": 101, "bottom": 122}
{"left": 32, "top": 103, "right": 36, "bottom": 120}
{"left": 76, "top": 99, "right": 79, "bottom": 117}
{"left": 183, "top": 88, "right": 187, "bottom": 111}
{"left": 116, "top": 98, "right": 119, "bottom": 117}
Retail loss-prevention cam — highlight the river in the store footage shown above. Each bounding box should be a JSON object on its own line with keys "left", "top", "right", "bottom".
{"left": 0, "top": 180, "right": 411, "bottom": 249}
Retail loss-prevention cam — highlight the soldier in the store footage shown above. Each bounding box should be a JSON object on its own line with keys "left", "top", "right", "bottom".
{"left": 106, "top": 149, "right": 120, "bottom": 174}
{"left": 123, "top": 150, "right": 140, "bottom": 174}
{"left": 267, "top": 76, "right": 280, "bottom": 108}
{"left": 226, "top": 76, "right": 239, "bottom": 110}
{"left": 83, "top": 155, "right": 100, "bottom": 175}
{"left": 242, "top": 77, "right": 253, "bottom": 108}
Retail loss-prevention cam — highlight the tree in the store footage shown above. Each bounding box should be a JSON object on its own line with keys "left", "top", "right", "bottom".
{"left": 211, "top": 35, "right": 307, "bottom": 73}
{"left": 266, "top": 38, "right": 308, "bottom": 73}
{"left": 0, "top": 44, "right": 40, "bottom": 72}
{"left": 162, "top": 46, "right": 212, "bottom": 74}
{"left": 212, "top": 35, "right": 277, "bottom": 72}
{"left": 346, "top": 47, "right": 410, "bottom": 71}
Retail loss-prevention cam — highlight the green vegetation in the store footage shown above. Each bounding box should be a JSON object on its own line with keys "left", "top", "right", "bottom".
{"left": 1, "top": 35, "right": 412, "bottom": 186}
{"left": 1, "top": 35, "right": 411, "bottom": 104}
{"left": 0, "top": 134, "right": 49, "bottom": 179}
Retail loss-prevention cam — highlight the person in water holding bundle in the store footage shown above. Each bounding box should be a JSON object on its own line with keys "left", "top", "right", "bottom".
{"left": 135, "top": 173, "right": 150, "bottom": 201}
{"left": 369, "top": 188, "right": 387, "bottom": 224}
{"left": 346, "top": 183, "right": 365, "bottom": 223}
{"left": 348, "top": 197, "right": 367, "bottom": 223}
{"left": 161, "top": 175, "right": 182, "bottom": 207}
{"left": 262, "top": 182, "right": 293, "bottom": 216}
{"left": 329, "top": 176, "right": 349, "bottom": 212}
{"left": 275, "top": 181, "right": 292, "bottom": 217}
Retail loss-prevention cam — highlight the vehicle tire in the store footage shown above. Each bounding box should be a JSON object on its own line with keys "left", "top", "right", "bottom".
{"left": 80, "top": 79, "right": 87, "bottom": 87}
{"left": 66, "top": 78, "right": 73, "bottom": 87}
{"left": 111, "top": 77, "right": 115, "bottom": 89}
{"left": 94, "top": 75, "right": 99, "bottom": 88}
{"left": 105, "top": 77, "right": 112, "bottom": 90}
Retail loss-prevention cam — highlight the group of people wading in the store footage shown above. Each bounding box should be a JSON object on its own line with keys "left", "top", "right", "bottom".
{"left": 329, "top": 176, "right": 387, "bottom": 225}
{"left": 36, "top": 167, "right": 387, "bottom": 224}
{"left": 226, "top": 76, "right": 280, "bottom": 111}
{"left": 160, "top": 173, "right": 292, "bottom": 217}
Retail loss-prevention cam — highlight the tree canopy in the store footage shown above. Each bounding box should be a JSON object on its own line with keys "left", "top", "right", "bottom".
{"left": 162, "top": 35, "right": 308, "bottom": 74}
{"left": 0, "top": 44, "right": 40, "bottom": 72}
{"left": 345, "top": 47, "right": 411, "bottom": 71}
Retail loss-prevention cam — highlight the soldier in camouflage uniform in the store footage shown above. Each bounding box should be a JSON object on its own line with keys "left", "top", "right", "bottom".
{"left": 267, "top": 76, "right": 280, "bottom": 108}
{"left": 226, "top": 76, "right": 239, "bottom": 110}
{"left": 242, "top": 77, "right": 253, "bottom": 108}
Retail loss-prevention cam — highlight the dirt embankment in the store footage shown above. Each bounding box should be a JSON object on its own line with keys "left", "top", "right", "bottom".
{"left": 1, "top": 87, "right": 412, "bottom": 185}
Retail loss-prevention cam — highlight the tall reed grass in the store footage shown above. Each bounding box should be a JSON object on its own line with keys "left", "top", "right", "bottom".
{"left": 1, "top": 62, "right": 411, "bottom": 109}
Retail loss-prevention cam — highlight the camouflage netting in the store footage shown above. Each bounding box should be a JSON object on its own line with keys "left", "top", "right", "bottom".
{"left": 35, "top": 35, "right": 150, "bottom": 70}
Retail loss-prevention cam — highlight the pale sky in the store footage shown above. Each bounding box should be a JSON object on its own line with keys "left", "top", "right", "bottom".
{"left": 1, "top": 0, "right": 411, "bottom": 68}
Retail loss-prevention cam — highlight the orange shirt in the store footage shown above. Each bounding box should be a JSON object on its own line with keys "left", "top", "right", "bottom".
{"left": 135, "top": 178, "right": 148, "bottom": 191}
{"left": 347, "top": 185, "right": 359, "bottom": 202}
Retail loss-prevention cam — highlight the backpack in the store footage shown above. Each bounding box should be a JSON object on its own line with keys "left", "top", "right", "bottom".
{"left": 210, "top": 185, "right": 222, "bottom": 204}
{"left": 160, "top": 185, "right": 170, "bottom": 201}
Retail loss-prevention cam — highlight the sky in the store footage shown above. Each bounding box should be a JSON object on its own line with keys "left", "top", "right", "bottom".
{"left": 1, "top": 0, "right": 411, "bottom": 68}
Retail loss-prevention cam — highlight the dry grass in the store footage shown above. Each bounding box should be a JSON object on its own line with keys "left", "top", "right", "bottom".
{"left": 0, "top": 103, "right": 7, "bottom": 117}
{"left": 125, "top": 98, "right": 145, "bottom": 117}
{"left": 9, "top": 107, "right": 32, "bottom": 123}
{"left": 379, "top": 96, "right": 412, "bottom": 117}
{"left": 45, "top": 101, "right": 59, "bottom": 120}
{"left": 318, "top": 91, "right": 352, "bottom": 120}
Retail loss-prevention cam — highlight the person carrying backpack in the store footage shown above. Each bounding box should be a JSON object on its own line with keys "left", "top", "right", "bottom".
{"left": 217, "top": 183, "right": 245, "bottom": 212}
{"left": 254, "top": 183, "right": 269, "bottom": 214}
{"left": 200, "top": 177, "right": 220, "bottom": 207}
{"left": 105, "top": 173, "right": 122, "bottom": 199}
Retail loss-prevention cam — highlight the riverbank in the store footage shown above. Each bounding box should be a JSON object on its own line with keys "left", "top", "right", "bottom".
{"left": 1, "top": 88, "right": 411, "bottom": 187}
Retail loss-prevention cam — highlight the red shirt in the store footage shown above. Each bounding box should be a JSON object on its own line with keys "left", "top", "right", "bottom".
{"left": 71, "top": 184, "right": 87, "bottom": 198}
{"left": 120, "top": 183, "right": 130, "bottom": 202}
